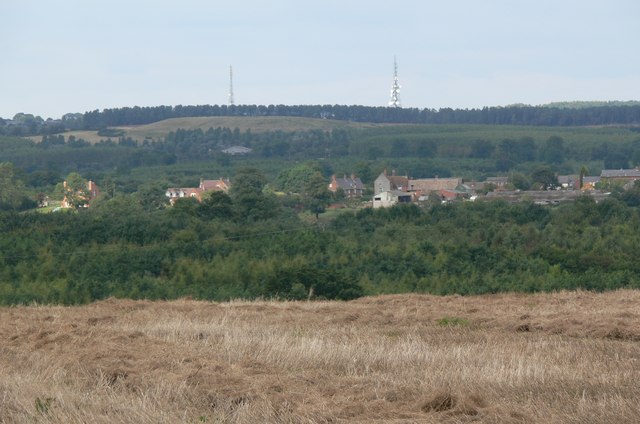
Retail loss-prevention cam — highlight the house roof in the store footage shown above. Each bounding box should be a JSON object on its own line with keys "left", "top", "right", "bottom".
{"left": 376, "top": 171, "right": 409, "bottom": 190}
{"left": 601, "top": 169, "right": 640, "bottom": 178}
{"left": 222, "top": 146, "right": 252, "bottom": 155}
{"left": 200, "top": 179, "right": 230, "bottom": 191}
{"left": 408, "top": 178, "right": 461, "bottom": 192}
{"left": 333, "top": 176, "right": 364, "bottom": 191}
{"left": 167, "top": 178, "right": 231, "bottom": 200}
{"left": 558, "top": 175, "right": 579, "bottom": 184}
{"left": 440, "top": 190, "right": 459, "bottom": 199}
{"left": 388, "top": 176, "right": 408, "bottom": 188}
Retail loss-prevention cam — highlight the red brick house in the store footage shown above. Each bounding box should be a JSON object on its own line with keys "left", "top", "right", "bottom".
{"left": 61, "top": 180, "right": 100, "bottom": 208}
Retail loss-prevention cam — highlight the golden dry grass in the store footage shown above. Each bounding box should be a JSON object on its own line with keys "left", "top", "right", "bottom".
{"left": 1, "top": 290, "right": 639, "bottom": 423}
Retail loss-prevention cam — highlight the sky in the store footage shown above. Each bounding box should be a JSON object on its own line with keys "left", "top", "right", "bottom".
{"left": 1, "top": 0, "right": 639, "bottom": 119}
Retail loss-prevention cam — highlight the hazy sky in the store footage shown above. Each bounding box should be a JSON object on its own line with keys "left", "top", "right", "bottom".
{"left": 1, "top": 0, "right": 639, "bottom": 119}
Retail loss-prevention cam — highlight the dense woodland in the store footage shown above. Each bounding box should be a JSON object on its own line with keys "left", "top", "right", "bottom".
{"left": 2, "top": 104, "right": 640, "bottom": 304}
{"left": 2, "top": 186, "right": 640, "bottom": 305}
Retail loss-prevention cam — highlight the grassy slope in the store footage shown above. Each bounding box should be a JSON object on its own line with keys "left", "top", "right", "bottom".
{"left": 32, "top": 116, "right": 639, "bottom": 146}
{"left": 59, "top": 116, "right": 381, "bottom": 144}
{"left": 2, "top": 290, "right": 639, "bottom": 423}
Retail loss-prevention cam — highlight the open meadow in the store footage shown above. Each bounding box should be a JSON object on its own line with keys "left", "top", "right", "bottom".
{"left": 1, "top": 290, "right": 638, "bottom": 423}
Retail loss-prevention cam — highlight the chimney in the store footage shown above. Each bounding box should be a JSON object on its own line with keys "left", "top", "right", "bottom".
{"left": 383, "top": 168, "right": 388, "bottom": 176}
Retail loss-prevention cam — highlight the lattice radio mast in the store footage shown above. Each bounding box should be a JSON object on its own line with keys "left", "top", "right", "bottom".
{"left": 228, "top": 65, "right": 235, "bottom": 105}
{"left": 388, "top": 56, "right": 401, "bottom": 108}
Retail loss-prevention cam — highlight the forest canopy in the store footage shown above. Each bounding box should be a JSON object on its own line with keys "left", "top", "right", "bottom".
{"left": 1, "top": 194, "right": 640, "bottom": 305}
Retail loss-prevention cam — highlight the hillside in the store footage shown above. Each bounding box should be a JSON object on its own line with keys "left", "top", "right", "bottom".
{"left": 61, "top": 116, "right": 381, "bottom": 144}
{"left": 1, "top": 291, "right": 638, "bottom": 423}
{"left": 544, "top": 100, "right": 640, "bottom": 109}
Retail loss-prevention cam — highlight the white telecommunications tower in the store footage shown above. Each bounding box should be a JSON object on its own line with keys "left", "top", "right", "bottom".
{"left": 388, "top": 56, "right": 401, "bottom": 108}
{"left": 228, "top": 65, "right": 235, "bottom": 105}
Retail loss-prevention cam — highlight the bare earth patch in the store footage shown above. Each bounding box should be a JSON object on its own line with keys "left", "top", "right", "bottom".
{"left": 1, "top": 290, "right": 639, "bottom": 423}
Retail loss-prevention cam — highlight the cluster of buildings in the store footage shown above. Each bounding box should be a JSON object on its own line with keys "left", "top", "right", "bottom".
{"left": 159, "top": 167, "right": 640, "bottom": 210}
{"left": 330, "top": 168, "right": 640, "bottom": 208}
{"left": 371, "top": 170, "right": 469, "bottom": 208}
{"left": 324, "top": 170, "right": 472, "bottom": 208}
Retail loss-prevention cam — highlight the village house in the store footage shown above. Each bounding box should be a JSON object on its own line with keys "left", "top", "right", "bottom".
{"left": 374, "top": 170, "right": 409, "bottom": 194}
{"left": 558, "top": 175, "right": 579, "bottom": 190}
{"left": 407, "top": 177, "right": 463, "bottom": 201}
{"left": 600, "top": 169, "right": 640, "bottom": 186}
{"left": 582, "top": 176, "right": 600, "bottom": 190}
{"left": 166, "top": 178, "right": 231, "bottom": 204}
{"left": 372, "top": 190, "right": 412, "bottom": 209}
{"left": 61, "top": 180, "right": 100, "bottom": 208}
{"left": 328, "top": 174, "right": 365, "bottom": 198}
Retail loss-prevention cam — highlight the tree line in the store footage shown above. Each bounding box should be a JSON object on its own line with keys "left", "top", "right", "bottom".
{"left": 79, "top": 104, "right": 640, "bottom": 128}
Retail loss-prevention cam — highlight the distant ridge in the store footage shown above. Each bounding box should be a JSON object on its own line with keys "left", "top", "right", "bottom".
{"left": 543, "top": 100, "right": 640, "bottom": 109}
{"left": 78, "top": 103, "right": 640, "bottom": 129}
{"left": 5, "top": 102, "right": 640, "bottom": 137}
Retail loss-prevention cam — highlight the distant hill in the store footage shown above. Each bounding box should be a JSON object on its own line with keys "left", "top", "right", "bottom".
{"left": 63, "top": 116, "right": 381, "bottom": 143}
{"left": 543, "top": 100, "right": 640, "bottom": 109}
{"left": 11, "top": 102, "right": 640, "bottom": 140}
{"left": 79, "top": 103, "right": 640, "bottom": 129}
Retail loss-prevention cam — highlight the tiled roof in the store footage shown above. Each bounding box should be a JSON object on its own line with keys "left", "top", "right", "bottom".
{"left": 200, "top": 179, "right": 230, "bottom": 191}
{"left": 334, "top": 177, "right": 364, "bottom": 191}
{"left": 408, "top": 178, "right": 461, "bottom": 192}
{"left": 388, "top": 176, "right": 408, "bottom": 188}
{"left": 601, "top": 169, "right": 640, "bottom": 178}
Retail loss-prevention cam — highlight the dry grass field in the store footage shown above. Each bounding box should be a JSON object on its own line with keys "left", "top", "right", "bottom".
{"left": 1, "top": 290, "right": 639, "bottom": 423}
